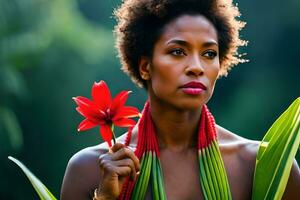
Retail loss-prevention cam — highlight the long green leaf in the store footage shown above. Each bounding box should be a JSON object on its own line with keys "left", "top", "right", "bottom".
{"left": 211, "top": 140, "right": 231, "bottom": 199}
{"left": 139, "top": 152, "right": 152, "bottom": 199}
{"left": 199, "top": 149, "right": 213, "bottom": 199}
{"left": 209, "top": 143, "right": 225, "bottom": 198}
{"left": 152, "top": 154, "right": 159, "bottom": 200}
{"left": 252, "top": 97, "right": 300, "bottom": 200}
{"left": 8, "top": 156, "right": 57, "bottom": 200}
{"left": 132, "top": 152, "right": 152, "bottom": 200}
{"left": 156, "top": 159, "right": 167, "bottom": 200}
{"left": 206, "top": 145, "right": 221, "bottom": 199}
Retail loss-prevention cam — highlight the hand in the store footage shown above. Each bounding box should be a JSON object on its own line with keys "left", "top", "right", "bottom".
{"left": 96, "top": 143, "right": 140, "bottom": 199}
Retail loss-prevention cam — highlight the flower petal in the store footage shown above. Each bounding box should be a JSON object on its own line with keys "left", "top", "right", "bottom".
{"left": 76, "top": 107, "right": 105, "bottom": 124}
{"left": 100, "top": 125, "right": 113, "bottom": 147}
{"left": 73, "top": 96, "right": 94, "bottom": 108}
{"left": 92, "top": 81, "right": 112, "bottom": 110}
{"left": 78, "top": 119, "right": 97, "bottom": 131}
{"left": 73, "top": 97, "right": 105, "bottom": 122}
{"left": 113, "top": 118, "right": 136, "bottom": 127}
{"left": 112, "top": 106, "right": 140, "bottom": 121}
{"left": 110, "top": 90, "right": 130, "bottom": 116}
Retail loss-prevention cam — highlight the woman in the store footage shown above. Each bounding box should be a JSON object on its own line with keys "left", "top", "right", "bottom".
{"left": 61, "top": 0, "right": 300, "bottom": 199}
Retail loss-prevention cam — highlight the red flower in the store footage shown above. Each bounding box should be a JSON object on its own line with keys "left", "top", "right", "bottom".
{"left": 73, "top": 81, "right": 140, "bottom": 147}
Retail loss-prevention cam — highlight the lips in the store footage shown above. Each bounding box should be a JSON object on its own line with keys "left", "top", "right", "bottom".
{"left": 179, "top": 81, "right": 207, "bottom": 95}
{"left": 180, "top": 81, "right": 207, "bottom": 90}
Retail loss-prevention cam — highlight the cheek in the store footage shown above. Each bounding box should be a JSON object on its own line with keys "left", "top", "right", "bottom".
{"left": 204, "top": 65, "right": 219, "bottom": 103}
{"left": 151, "top": 68, "right": 173, "bottom": 95}
{"left": 206, "top": 62, "right": 220, "bottom": 88}
{"left": 211, "top": 69, "right": 219, "bottom": 84}
{"left": 150, "top": 59, "right": 179, "bottom": 88}
{"left": 210, "top": 61, "right": 220, "bottom": 80}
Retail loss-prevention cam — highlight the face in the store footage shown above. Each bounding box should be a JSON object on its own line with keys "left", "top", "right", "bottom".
{"left": 140, "top": 14, "right": 220, "bottom": 110}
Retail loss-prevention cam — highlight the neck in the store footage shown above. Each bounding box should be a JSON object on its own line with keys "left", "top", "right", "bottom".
{"left": 149, "top": 99, "right": 202, "bottom": 152}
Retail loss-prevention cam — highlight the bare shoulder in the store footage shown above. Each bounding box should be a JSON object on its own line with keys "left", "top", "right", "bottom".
{"left": 60, "top": 144, "right": 107, "bottom": 200}
{"left": 60, "top": 133, "right": 129, "bottom": 200}
{"left": 216, "top": 125, "right": 300, "bottom": 198}
{"left": 216, "top": 125, "right": 259, "bottom": 199}
{"left": 216, "top": 125, "right": 260, "bottom": 162}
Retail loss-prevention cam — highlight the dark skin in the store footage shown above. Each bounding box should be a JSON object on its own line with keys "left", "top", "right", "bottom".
{"left": 61, "top": 15, "right": 300, "bottom": 200}
{"left": 60, "top": 127, "right": 300, "bottom": 200}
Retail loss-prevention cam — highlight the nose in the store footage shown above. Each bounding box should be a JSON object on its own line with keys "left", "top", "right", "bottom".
{"left": 185, "top": 55, "right": 204, "bottom": 76}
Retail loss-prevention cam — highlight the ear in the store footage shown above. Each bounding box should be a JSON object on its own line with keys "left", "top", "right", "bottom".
{"left": 139, "top": 56, "right": 151, "bottom": 80}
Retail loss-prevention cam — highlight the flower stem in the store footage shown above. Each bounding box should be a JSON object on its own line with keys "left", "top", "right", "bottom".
{"left": 111, "top": 124, "right": 116, "bottom": 145}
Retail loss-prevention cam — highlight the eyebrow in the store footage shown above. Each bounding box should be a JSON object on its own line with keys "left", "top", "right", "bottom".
{"left": 166, "top": 39, "right": 219, "bottom": 48}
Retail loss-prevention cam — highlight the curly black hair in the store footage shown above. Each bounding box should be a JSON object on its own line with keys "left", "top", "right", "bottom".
{"left": 114, "top": 0, "right": 247, "bottom": 88}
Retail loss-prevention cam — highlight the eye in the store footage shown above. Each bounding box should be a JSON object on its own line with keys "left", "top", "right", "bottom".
{"left": 169, "top": 48, "right": 186, "bottom": 56}
{"left": 202, "top": 50, "right": 218, "bottom": 59}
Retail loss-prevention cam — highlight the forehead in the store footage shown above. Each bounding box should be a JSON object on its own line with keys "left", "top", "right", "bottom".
{"left": 158, "top": 14, "right": 218, "bottom": 44}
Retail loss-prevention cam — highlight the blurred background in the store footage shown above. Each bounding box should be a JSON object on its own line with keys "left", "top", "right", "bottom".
{"left": 0, "top": 0, "right": 299, "bottom": 199}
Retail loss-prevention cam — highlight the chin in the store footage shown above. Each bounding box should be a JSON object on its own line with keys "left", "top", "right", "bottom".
{"left": 175, "top": 98, "right": 207, "bottom": 111}
{"left": 151, "top": 90, "right": 211, "bottom": 111}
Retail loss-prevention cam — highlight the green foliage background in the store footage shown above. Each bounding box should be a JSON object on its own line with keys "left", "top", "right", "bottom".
{"left": 0, "top": 0, "right": 299, "bottom": 199}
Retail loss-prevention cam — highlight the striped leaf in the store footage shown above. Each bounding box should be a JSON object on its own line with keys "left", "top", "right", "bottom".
{"left": 131, "top": 152, "right": 152, "bottom": 200}
{"left": 8, "top": 156, "right": 57, "bottom": 200}
{"left": 252, "top": 97, "right": 300, "bottom": 200}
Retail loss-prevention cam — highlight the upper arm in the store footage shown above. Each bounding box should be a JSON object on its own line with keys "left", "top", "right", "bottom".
{"left": 282, "top": 159, "right": 300, "bottom": 199}
{"left": 60, "top": 149, "right": 100, "bottom": 200}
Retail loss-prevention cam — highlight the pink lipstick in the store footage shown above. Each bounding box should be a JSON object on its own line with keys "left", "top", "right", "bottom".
{"left": 179, "top": 81, "right": 207, "bottom": 95}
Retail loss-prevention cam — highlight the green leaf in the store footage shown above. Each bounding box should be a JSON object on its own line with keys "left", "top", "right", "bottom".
{"left": 203, "top": 147, "right": 218, "bottom": 199}
{"left": 132, "top": 152, "right": 152, "bottom": 200}
{"left": 8, "top": 156, "right": 57, "bottom": 200}
{"left": 138, "top": 152, "right": 152, "bottom": 199}
{"left": 156, "top": 158, "right": 167, "bottom": 200}
{"left": 151, "top": 154, "right": 159, "bottom": 200}
{"left": 252, "top": 97, "right": 300, "bottom": 200}
{"left": 199, "top": 149, "right": 213, "bottom": 200}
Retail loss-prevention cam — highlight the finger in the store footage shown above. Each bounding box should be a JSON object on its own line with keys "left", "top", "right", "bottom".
{"left": 111, "top": 147, "right": 140, "bottom": 171}
{"left": 99, "top": 160, "right": 131, "bottom": 178}
{"left": 110, "top": 143, "right": 126, "bottom": 153}
{"left": 98, "top": 153, "right": 112, "bottom": 167}
{"left": 113, "top": 159, "right": 137, "bottom": 181}
{"left": 113, "top": 165, "right": 132, "bottom": 177}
